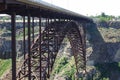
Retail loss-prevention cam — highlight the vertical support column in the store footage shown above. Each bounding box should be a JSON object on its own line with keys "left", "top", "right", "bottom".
{"left": 51, "top": 18, "right": 55, "bottom": 71}
{"left": 32, "top": 17, "right": 34, "bottom": 43}
{"left": 54, "top": 18, "right": 58, "bottom": 53}
{"left": 23, "top": 16, "right": 26, "bottom": 77}
{"left": 50, "top": 18, "right": 52, "bottom": 71}
{"left": 47, "top": 18, "right": 50, "bottom": 78}
{"left": 23, "top": 16, "right": 26, "bottom": 59}
{"left": 63, "top": 18, "right": 65, "bottom": 22}
{"left": 67, "top": 19, "right": 69, "bottom": 22}
{"left": 11, "top": 12, "right": 16, "bottom": 80}
{"left": 50, "top": 19, "right": 52, "bottom": 71}
{"left": 53, "top": 18, "right": 59, "bottom": 65}
{"left": 58, "top": 18, "right": 60, "bottom": 22}
{"left": 28, "top": 13, "right": 31, "bottom": 80}
{"left": 39, "top": 15, "right": 41, "bottom": 79}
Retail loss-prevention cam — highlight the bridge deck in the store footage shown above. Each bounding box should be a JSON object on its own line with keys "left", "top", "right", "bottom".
{"left": 0, "top": 0, "right": 93, "bottom": 22}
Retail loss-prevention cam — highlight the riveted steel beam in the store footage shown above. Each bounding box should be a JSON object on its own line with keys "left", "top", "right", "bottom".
{"left": 27, "top": 13, "right": 31, "bottom": 80}
{"left": 11, "top": 11, "right": 16, "bottom": 80}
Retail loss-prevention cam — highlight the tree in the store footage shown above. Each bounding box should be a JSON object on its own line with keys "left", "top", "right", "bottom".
{"left": 101, "top": 12, "right": 106, "bottom": 17}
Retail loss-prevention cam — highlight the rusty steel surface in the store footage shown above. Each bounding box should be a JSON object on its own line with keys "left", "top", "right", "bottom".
{"left": 16, "top": 20, "right": 87, "bottom": 80}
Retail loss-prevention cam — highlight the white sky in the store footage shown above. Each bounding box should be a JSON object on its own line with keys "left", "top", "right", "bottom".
{"left": 42, "top": 0, "right": 120, "bottom": 16}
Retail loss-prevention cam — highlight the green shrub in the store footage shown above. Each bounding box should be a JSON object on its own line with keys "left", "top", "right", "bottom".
{"left": 0, "top": 59, "right": 11, "bottom": 77}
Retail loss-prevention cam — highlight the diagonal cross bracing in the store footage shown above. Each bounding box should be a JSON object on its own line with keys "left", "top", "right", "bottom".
{"left": 16, "top": 21, "right": 86, "bottom": 80}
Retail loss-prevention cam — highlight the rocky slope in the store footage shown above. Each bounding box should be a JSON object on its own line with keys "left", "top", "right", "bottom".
{"left": 50, "top": 21, "right": 120, "bottom": 80}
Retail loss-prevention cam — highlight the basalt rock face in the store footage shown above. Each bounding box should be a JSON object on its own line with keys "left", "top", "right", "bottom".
{"left": 0, "top": 21, "right": 39, "bottom": 30}
{"left": 0, "top": 22, "right": 30, "bottom": 59}
{"left": 0, "top": 38, "right": 11, "bottom": 59}
{"left": 96, "top": 21, "right": 120, "bottom": 29}
{"left": 85, "top": 22, "right": 120, "bottom": 80}
{"left": 86, "top": 22, "right": 120, "bottom": 65}
{"left": 0, "top": 38, "right": 28, "bottom": 59}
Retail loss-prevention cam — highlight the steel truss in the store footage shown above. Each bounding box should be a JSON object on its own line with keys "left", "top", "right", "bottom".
{"left": 15, "top": 17, "right": 86, "bottom": 80}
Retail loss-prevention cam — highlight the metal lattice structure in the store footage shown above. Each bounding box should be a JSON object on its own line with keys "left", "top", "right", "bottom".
{"left": 0, "top": 0, "right": 93, "bottom": 80}
{"left": 16, "top": 21, "right": 86, "bottom": 80}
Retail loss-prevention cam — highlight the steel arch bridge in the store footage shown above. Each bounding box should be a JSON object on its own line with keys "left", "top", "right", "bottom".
{"left": 0, "top": 0, "right": 93, "bottom": 80}
{"left": 17, "top": 21, "right": 86, "bottom": 80}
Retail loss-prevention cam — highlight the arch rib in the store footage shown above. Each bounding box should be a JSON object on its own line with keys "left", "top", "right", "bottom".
{"left": 16, "top": 21, "right": 86, "bottom": 80}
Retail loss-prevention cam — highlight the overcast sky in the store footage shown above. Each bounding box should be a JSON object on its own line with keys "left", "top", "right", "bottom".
{"left": 42, "top": 0, "right": 120, "bottom": 16}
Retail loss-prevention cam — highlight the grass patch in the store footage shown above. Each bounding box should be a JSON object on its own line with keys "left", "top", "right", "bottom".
{"left": 51, "top": 56, "right": 76, "bottom": 80}
{"left": 0, "top": 59, "right": 11, "bottom": 77}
